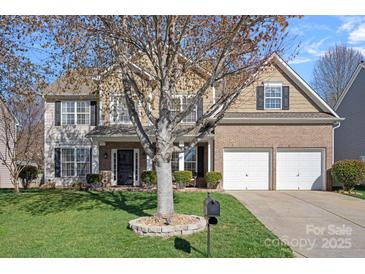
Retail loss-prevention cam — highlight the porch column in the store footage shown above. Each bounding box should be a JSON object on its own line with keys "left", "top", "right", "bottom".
{"left": 208, "top": 138, "right": 213, "bottom": 172}
{"left": 178, "top": 141, "right": 184, "bottom": 171}
{"left": 92, "top": 141, "right": 99, "bottom": 173}
{"left": 146, "top": 155, "right": 153, "bottom": 171}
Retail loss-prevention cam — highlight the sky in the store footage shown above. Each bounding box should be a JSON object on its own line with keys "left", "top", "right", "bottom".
{"left": 19, "top": 16, "right": 365, "bottom": 86}
{"left": 287, "top": 15, "right": 365, "bottom": 84}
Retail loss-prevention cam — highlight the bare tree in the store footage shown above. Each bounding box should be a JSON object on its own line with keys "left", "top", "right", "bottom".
{"left": 0, "top": 95, "right": 44, "bottom": 193}
{"left": 4, "top": 15, "right": 295, "bottom": 216}
{"left": 312, "top": 44, "right": 363, "bottom": 107}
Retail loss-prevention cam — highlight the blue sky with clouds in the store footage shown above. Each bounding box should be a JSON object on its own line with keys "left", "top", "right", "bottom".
{"left": 286, "top": 15, "right": 365, "bottom": 84}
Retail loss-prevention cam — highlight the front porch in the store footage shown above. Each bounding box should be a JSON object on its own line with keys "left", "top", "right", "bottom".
{"left": 90, "top": 137, "right": 214, "bottom": 187}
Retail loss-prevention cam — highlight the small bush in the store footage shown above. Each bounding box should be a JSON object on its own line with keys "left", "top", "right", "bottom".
{"left": 40, "top": 181, "right": 56, "bottom": 189}
{"left": 141, "top": 171, "right": 157, "bottom": 186}
{"left": 173, "top": 170, "right": 192, "bottom": 188}
{"left": 71, "top": 182, "right": 90, "bottom": 191}
{"left": 86, "top": 174, "right": 101, "bottom": 185}
{"left": 332, "top": 160, "right": 365, "bottom": 192}
{"left": 19, "top": 165, "right": 38, "bottom": 189}
{"left": 205, "top": 171, "right": 222, "bottom": 189}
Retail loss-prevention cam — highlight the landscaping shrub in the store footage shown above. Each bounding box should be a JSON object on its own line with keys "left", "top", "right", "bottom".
{"left": 141, "top": 171, "right": 157, "bottom": 186}
{"left": 173, "top": 170, "right": 192, "bottom": 188}
{"left": 71, "top": 182, "right": 90, "bottom": 191}
{"left": 332, "top": 160, "right": 365, "bottom": 192}
{"left": 19, "top": 165, "right": 38, "bottom": 189}
{"left": 205, "top": 171, "right": 222, "bottom": 189}
{"left": 86, "top": 174, "right": 102, "bottom": 185}
{"left": 40, "top": 181, "right": 56, "bottom": 189}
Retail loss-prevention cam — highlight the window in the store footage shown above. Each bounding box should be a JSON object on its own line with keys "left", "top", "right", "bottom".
{"left": 61, "top": 148, "right": 75, "bottom": 177}
{"left": 264, "top": 83, "right": 282, "bottom": 109}
{"left": 172, "top": 95, "right": 197, "bottom": 123}
{"left": 76, "top": 148, "right": 90, "bottom": 176}
{"left": 61, "top": 102, "right": 75, "bottom": 125}
{"left": 76, "top": 101, "right": 90, "bottom": 125}
{"left": 61, "top": 101, "right": 90, "bottom": 125}
{"left": 110, "top": 96, "right": 131, "bottom": 124}
{"left": 61, "top": 147, "right": 90, "bottom": 177}
{"left": 170, "top": 144, "right": 198, "bottom": 174}
{"left": 171, "top": 151, "right": 179, "bottom": 172}
{"left": 184, "top": 147, "right": 197, "bottom": 175}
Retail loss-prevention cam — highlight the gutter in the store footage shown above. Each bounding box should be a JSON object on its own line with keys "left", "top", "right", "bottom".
{"left": 332, "top": 121, "right": 342, "bottom": 164}
{"left": 220, "top": 117, "right": 345, "bottom": 124}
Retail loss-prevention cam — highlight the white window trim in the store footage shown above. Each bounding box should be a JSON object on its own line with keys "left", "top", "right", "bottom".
{"left": 183, "top": 146, "right": 198, "bottom": 174}
{"left": 59, "top": 146, "right": 91, "bottom": 178}
{"left": 172, "top": 94, "right": 198, "bottom": 124}
{"left": 61, "top": 101, "right": 91, "bottom": 126}
{"left": 109, "top": 95, "right": 133, "bottom": 125}
{"left": 264, "top": 83, "right": 283, "bottom": 110}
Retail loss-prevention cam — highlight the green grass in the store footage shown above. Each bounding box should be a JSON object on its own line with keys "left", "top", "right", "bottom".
{"left": 345, "top": 185, "right": 365, "bottom": 200}
{"left": 0, "top": 189, "right": 292, "bottom": 258}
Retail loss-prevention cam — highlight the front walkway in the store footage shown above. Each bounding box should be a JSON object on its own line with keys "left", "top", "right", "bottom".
{"left": 228, "top": 191, "right": 365, "bottom": 258}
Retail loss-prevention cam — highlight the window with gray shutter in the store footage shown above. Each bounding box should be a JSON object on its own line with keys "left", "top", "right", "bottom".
{"left": 197, "top": 97, "right": 203, "bottom": 119}
{"left": 90, "top": 101, "right": 98, "bottom": 126}
{"left": 256, "top": 86, "right": 264, "bottom": 110}
{"left": 282, "top": 86, "right": 289, "bottom": 110}
{"left": 54, "top": 148, "right": 61, "bottom": 177}
{"left": 55, "top": 101, "right": 61, "bottom": 126}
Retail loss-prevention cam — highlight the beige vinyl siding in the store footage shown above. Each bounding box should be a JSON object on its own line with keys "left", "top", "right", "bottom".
{"left": 0, "top": 104, "right": 15, "bottom": 188}
{"left": 227, "top": 64, "right": 320, "bottom": 113}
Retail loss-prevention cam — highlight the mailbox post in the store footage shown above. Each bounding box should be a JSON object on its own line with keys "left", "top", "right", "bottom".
{"left": 204, "top": 192, "right": 220, "bottom": 257}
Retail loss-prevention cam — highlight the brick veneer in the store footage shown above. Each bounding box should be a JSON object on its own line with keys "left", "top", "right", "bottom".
{"left": 214, "top": 124, "right": 333, "bottom": 190}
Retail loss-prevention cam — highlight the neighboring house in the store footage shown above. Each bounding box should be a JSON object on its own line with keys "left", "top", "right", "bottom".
{"left": 43, "top": 54, "right": 341, "bottom": 191}
{"left": 0, "top": 98, "right": 17, "bottom": 188}
{"left": 334, "top": 61, "right": 365, "bottom": 162}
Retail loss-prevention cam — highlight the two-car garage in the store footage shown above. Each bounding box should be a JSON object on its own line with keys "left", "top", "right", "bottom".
{"left": 223, "top": 148, "right": 325, "bottom": 191}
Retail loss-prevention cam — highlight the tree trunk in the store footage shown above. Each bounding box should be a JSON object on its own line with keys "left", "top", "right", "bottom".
{"left": 155, "top": 157, "right": 174, "bottom": 217}
{"left": 13, "top": 179, "right": 20, "bottom": 194}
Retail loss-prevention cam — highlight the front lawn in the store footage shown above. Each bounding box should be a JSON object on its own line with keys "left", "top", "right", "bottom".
{"left": 341, "top": 185, "right": 365, "bottom": 200}
{"left": 0, "top": 190, "right": 292, "bottom": 258}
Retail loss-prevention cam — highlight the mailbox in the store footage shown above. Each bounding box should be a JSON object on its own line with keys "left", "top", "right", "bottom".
{"left": 204, "top": 194, "right": 220, "bottom": 217}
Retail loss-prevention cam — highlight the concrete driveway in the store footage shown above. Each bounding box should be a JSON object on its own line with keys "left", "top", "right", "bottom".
{"left": 228, "top": 191, "right": 365, "bottom": 258}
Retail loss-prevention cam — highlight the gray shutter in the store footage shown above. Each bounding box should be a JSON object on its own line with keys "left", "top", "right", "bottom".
{"left": 256, "top": 86, "right": 264, "bottom": 110}
{"left": 89, "top": 147, "right": 93, "bottom": 174}
{"left": 197, "top": 97, "right": 203, "bottom": 119}
{"left": 282, "top": 86, "right": 289, "bottom": 110}
{"left": 55, "top": 101, "right": 61, "bottom": 126}
{"left": 55, "top": 148, "right": 61, "bottom": 177}
{"left": 90, "top": 101, "right": 98, "bottom": 126}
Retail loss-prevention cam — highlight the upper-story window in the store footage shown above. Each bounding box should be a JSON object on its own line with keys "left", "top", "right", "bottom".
{"left": 264, "top": 83, "right": 282, "bottom": 109}
{"left": 61, "top": 101, "right": 90, "bottom": 125}
{"left": 110, "top": 96, "right": 131, "bottom": 124}
{"left": 172, "top": 95, "right": 197, "bottom": 123}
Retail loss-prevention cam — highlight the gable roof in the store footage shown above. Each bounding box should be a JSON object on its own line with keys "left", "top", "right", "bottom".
{"left": 271, "top": 53, "right": 340, "bottom": 119}
{"left": 334, "top": 62, "right": 365, "bottom": 110}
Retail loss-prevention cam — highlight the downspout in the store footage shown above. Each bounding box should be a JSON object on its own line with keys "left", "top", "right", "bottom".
{"left": 332, "top": 121, "right": 341, "bottom": 189}
{"left": 332, "top": 121, "right": 341, "bottom": 164}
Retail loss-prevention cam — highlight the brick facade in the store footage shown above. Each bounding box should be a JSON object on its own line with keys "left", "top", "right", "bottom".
{"left": 214, "top": 124, "right": 333, "bottom": 190}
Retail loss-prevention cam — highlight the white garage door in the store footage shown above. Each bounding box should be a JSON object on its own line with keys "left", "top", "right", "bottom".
{"left": 276, "top": 150, "right": 324, "bottom": 190}
{"left": 223, "top": 150, "right": 270, "bottom": 190}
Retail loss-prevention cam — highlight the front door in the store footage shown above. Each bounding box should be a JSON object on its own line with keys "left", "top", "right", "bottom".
{"left": 117, "top": 150, "right": 134, "bottom": 185}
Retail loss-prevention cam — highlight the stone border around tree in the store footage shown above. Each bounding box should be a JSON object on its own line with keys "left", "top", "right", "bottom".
{"left": 128, "top": 215, "right": 207, "bottom": 237}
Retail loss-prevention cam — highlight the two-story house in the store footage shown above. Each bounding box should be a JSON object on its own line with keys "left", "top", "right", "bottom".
{"left": 43, "top": 54, "right": 341, "bottom": 190}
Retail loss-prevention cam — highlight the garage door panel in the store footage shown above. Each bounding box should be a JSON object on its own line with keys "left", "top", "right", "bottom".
{"left": 223, "top": 150, "right": 270, "bottom": 190}
{"left": 276, "top": 150, "right": 324, "bottom": 190}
